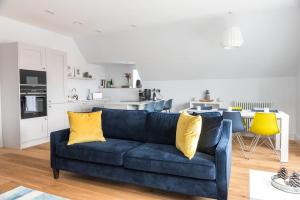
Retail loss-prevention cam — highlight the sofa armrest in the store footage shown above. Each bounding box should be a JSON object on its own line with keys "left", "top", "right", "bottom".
{"left": 215, "top": 119, "right": 232, "bottom": 200}
{"left": 50, "top": 129, "right": 70, "bottom": 169}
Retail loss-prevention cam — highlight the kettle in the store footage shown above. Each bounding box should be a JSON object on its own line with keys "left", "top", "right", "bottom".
{"left": 71, "top": 88, "right": 78, "bottom": 101}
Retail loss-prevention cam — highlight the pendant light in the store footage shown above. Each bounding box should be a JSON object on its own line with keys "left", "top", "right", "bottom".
{"left": 221, "top": 12, "right": 244, "bottom": 49}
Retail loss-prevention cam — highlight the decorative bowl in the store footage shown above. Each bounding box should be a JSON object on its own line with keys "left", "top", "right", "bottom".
{"left": 271, "top": 175, "right": 300, "bottom": 194}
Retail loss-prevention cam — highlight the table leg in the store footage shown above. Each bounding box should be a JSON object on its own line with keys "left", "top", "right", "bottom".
{"left": 275, "top": 132, "right": 280, "bottom": 150}
{"left": 280, "top": 115, "right": 289, "bottom": 163}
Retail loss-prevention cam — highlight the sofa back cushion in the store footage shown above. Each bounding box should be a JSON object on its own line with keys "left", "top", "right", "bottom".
{"left": 146, "top": 112, "right": 180, "bottom": 145}
{"left": 101, "top": 109, "right": 148, "bottom": 142}
{"left": 197, "top": 115, "right": 223, "bottom": 155}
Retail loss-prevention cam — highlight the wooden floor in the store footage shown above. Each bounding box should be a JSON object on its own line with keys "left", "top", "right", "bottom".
{"left": 0, "top": 139, "right": 299, "bottom": 200}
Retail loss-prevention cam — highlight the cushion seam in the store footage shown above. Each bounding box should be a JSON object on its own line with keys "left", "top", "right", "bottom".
{"left": 57, "top": 141, "right": 142, "bottom": 154}
{"left": 56, "top": 146, "right": 139, "bottom": 156}
{"left": 124, "top": 157, "right": 216, "bottom": 180}
{"left": 124, "top": 153, "right": 215, "bottom": 167}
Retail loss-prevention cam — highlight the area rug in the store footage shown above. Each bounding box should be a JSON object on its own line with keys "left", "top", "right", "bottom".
{"left": 0, "top": 186, "right": 68, "bottom": 200}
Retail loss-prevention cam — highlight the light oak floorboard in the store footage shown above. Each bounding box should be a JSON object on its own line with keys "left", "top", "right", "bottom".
{"left": 0, "top": 139, "right": 299, "bottom": 200}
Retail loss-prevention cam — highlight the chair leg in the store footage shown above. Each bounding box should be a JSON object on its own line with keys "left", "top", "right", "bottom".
{"left": 257, "top": 137, "right": 267, "bottom": 147}
{"left": 232, "top": 136, "right": 238, "bottom": 144}
{"left": 248, "top": 135, "right": 258, "bottom": 151}
{"left": 236, "top": 135, "right": 248, "bottom": 159}
{"left": 248, "top": 135, "right": 261, "bottom": 159}
{"left": 267, "top": 137, "right": 280, "bottom": 161}
{"left": 238, "top": 135, "right": 247, "bottom": 151}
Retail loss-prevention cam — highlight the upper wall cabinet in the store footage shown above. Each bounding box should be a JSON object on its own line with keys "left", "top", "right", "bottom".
{"left": 46, "top": 48, "right": 67, "bottom": 104}
{"left": 18, "top": 43, "right": 46, "bottom": 71}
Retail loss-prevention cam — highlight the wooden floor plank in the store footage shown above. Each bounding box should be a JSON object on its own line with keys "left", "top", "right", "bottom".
{"left": 0, "top": 139, "right": 299, "bottom": 200}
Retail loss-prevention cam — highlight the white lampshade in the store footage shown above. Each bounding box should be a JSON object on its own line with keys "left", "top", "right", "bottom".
{"left": 221, "top": 26, "right": 244, "bottom": 49}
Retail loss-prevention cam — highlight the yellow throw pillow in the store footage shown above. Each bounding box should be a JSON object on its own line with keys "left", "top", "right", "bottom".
{"left": 176, "top": 112, "right": 202, "bottom": 160}
{"left": 67, "top": 111, "right": 106, "bottom": 145}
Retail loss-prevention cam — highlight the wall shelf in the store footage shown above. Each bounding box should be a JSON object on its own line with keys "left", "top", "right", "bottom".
{"left": 67, "top": 77, "right": 96, "bottom": 80}
{"left": 101, "top": 88, "right": 141, "bottom": 90}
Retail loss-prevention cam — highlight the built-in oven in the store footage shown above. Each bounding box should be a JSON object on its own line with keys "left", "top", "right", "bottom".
{"left": 20, "top": 69, "right": 46, "bottom": 86}
{"left": 20, "top": 85, "right": 47, "bottom": 119}
{"left": 20, "top": 69, "right": 47, "bottom": 119}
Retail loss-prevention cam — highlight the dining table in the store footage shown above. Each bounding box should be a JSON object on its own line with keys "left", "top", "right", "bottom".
{"left": 185, "top": 108, "right": 290, "bottom": 163}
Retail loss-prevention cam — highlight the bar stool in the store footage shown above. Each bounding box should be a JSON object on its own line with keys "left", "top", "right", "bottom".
{"left": 163, "top": 99, "right": 173, "bottom": 112}
{"left": 154, "top": 100, "right": 165, "bottom": 112}
{"left": 144, "top": 102, "right": 155, "bottom": 112}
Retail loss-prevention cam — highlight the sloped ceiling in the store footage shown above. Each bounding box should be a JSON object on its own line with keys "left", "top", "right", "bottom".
{"left": 1, "top": 0, "right": 300, "bottom": 80}
{"left": 75, "top": 8, "right": 300, "bottom": 80}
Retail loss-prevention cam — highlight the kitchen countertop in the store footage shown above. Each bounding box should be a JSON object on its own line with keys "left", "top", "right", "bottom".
{"left": 67, "top": 100, "right": 156, "bottom": 106}
{"left": 68, "top": 99, "right": 108, "bottom": 103}
{"left": 104, "top": 101, "right": 154, "bottom": 106}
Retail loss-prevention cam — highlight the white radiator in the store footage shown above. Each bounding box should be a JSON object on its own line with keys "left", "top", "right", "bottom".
{"left": 233, "top": 101, "right": 273, "bottom": 131}
{"left": 233, "top": 101, "right": 273, "bottom": 110}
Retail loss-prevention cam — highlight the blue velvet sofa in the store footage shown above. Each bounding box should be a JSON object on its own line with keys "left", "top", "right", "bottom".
{"left": 50, "top": 109, "right": 232, "bottom": 200}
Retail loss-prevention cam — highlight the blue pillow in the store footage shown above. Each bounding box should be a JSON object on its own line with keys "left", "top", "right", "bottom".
{"left": 197, "top": 115, "right": 223, "bottom": 155}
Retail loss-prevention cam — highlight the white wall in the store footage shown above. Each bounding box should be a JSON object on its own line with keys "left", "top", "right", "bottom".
{"left": 0, "top": 16, "right": 103, "bottom": 146}
{"left": 296, "top": 66, "right": 300, "bottom": 142}
{"left": 67, "top": 63, "right": 105, "bottom": 100}
{"left": 101, "top": 88, "right": 139, "bottom": 102}
{"left": 103, "top": 63, "right": 134, "bottom": 88}
{"left": 143, "top": 76, "right": 297, "bottom": 139}
{"left": 0, "top": 84, "right": 2, "bottom": 147}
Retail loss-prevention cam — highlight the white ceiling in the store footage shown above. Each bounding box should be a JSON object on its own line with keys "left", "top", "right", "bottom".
{"left": 0, "top": 0, "right": 299, "bottom": 37}
{"left": 0, "top": 0, "right": 300, "bottom": 80}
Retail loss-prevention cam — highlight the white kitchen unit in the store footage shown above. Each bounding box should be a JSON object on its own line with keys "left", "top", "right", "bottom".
{"left": 46, "top": 48, "right": 68, "bottom": 135}
{"left": 18, "top": 43, "right": 46, "bottom": 71}
{"left": 47, "top": 103, "right": 69, "bottom": 136}
{"left": 46, "top": 48, "right": 67, "bottom": 104}
{"left": 104, "top": 101, "right": 152, "bottom": 110}
{"left": 67, "top": 100, "right": 105, "bottom": 112}
{"left": 20, "top": 117, "right": 48, "bottom": 148}
{"left": 0, "top": 42, "right": 67, "bottom": 149}
{"left": 80, "top": 100, "right": 105, "bottom": 112}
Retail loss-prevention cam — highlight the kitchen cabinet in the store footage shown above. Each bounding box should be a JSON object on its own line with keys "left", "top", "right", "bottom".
{"left": 18, "top": 43, "right": 46, "bottom": 71}
{"left": 48, "top": 104, "right": 68, "bottom": 135}
{"left": 20, "top": 117, "right": 48, "bottom": 143}
{"left": 67, "top": 101, "right": 104, "bottom": 113}
{"left": 0, "top": 42, "right": 68, "bottom": 149}
{"left": 81, "top": 101, "right": 104, "bottom": 112}
{"left": 46, "top": 49, "right": 67, "bottom": 104}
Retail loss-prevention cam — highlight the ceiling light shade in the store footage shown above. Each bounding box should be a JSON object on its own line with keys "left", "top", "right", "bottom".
{"left": 221, "top": 26, "right": 244, "bottom": 49}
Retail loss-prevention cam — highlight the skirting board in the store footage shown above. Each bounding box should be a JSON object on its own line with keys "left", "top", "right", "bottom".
{"left": 21, "top": 137, "right": 49, "bottom": 149}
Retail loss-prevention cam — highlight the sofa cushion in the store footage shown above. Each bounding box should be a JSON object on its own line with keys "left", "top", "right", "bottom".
{"left": 56, "top": 138, "right": 142, "bottom": 166}
{"left": 197, "top": 116, "right": 223, "bottom": 155}
{"left": 190, "top": 111, "right": 222, "bottom": 118}
{"left": 124, "top": 143, "right": 216, "bottom": 180}
{"left": 67, "top": 111, "right": 106, "bottom": 145}
{"left": 146, "top": 112, "right": 180, "bottom": 145}
{"left": 101, "top": 109, "right": 148, "bottom": 142}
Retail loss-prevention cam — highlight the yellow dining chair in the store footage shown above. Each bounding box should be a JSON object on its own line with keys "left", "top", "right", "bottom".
{"left": 248, "top": 112, "right": 280, "bottom": 160}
